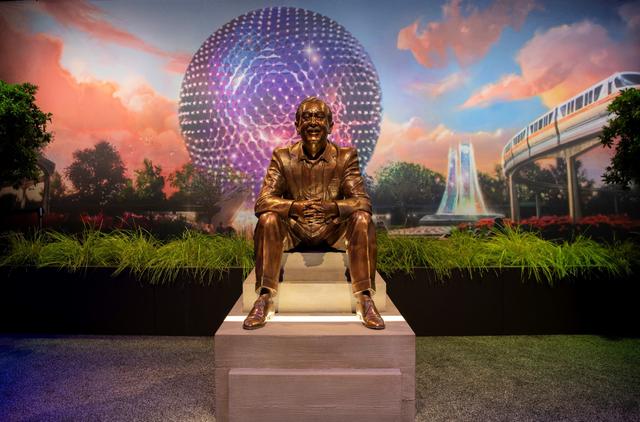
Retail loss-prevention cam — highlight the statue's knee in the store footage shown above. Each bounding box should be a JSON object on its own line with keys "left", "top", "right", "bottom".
{"left": 352, "top": 211, "right": 372, "bottom": 227}
{"left": 258, "top": 211, "right": 279, "bottom": 228}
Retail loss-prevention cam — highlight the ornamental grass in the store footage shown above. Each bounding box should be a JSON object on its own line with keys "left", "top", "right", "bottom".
{"left": 0, "top": 227, "right": 636, "bottom": 285}
{"left": 376, "top": 226, "right": 634, "bottom": 282}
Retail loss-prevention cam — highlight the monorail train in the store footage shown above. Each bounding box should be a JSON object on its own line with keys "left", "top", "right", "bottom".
{"left": 502, "top": 71, "right": 640, "bottom": 173}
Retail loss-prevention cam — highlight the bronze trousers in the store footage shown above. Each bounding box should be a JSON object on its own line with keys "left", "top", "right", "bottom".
{"left": 254, "top": 210, "right": 377, "bottom": 295}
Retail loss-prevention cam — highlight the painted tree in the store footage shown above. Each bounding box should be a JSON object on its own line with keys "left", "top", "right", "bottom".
{"left": 168, "top": 162, "right": 222, "bottom": 220}
{"left": 49, "top": 170, "right": 67, "bottom": 209}
{"left": 515, "top": 158, "right": 593, "bottom": 217}
{"left": 168, "top": 162, "right": 198, "bottom": 201}
{"left": 599, "top": 88, "right": 640, "bottom": 189}
{"left": 477, "top": 164, "right": 508, "bottom": 213}
{"left": 66, "top": 141, "right": 127, "bottom": 207}
{"left": 373, "top": 161, "right": 445, "bottom": 225}
{"left": 50, "top": 171, "right": 67, "bottom": 199}
{"left": 134, "top": 158, "right": 165, "bottom": 202}
{"left": 0, "top": 81, "right": 53, "bottom": 186}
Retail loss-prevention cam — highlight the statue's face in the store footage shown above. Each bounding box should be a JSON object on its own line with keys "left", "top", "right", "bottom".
{"left": 296, "top": 100, "right": 333, "bottom": 158}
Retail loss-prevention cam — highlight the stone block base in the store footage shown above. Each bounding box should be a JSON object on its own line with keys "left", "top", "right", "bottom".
{"left": 215, "top": 298, "right": 415, "bottom": 422}
{"left": 228, "top": 368, "right": 402, "bottom": 421}
{"left": 242, "top": 252, "right": 387, "bottom": 313}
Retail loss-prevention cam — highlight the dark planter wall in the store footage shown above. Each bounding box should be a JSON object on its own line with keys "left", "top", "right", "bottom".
{"left": 384, "top": 268, "right": 505, "bottom": 336}
{"left": 384, "top": 268, "right": 639, "bottom": 336}
{"left": 0, "top": 267, "right": 243, "bottom": 336}
{"left": 0, "top": 267, "right": 637, "bottom": 336}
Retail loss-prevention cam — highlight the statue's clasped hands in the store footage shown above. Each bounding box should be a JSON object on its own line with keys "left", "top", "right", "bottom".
{"left": 290, "top": 199, "right": 338, "bottom": 224}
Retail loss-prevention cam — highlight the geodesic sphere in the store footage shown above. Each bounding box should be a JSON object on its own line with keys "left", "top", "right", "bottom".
{"left": 178, "top": 7, "right": 382, "bottom": 200}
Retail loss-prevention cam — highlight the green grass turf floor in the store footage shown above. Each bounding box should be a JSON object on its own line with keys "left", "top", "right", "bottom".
{"left": 415, "top": 335, "right": 640, "bottom": 421}
{"left": 1, "top": 335, "right": 638, "bottom": 421}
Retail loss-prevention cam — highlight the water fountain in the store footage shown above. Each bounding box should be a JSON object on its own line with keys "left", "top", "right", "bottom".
{"left": 419, "top": 143, "right": 502, "bottom": 225}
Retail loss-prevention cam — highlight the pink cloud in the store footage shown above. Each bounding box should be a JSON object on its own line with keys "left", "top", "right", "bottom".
{"left": 460, "top": 69, "right": 557, "bottom": 109}
{"left": 410, "top": 71, "right": 469, "bottom": 97}
{"left": 367, "top": 116, "right": 512, "bottom": 177}
{"left": 0, "top": 16, "right": 190, "bottom": 192}
{"left": 462, "top": 5, "right": 640, "bottom": 109}
{"left": 38, "top": 0, "right": 190, "bottom": 74}
{"left": 397, "top": 0, "right": 537, "bottom": 68}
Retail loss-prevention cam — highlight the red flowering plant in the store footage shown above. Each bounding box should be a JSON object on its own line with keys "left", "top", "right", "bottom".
{"left": 79, "top": 212, "right": 114, "bottom": 230}
{"left": 43, "top": 212, "right": 68, "bottom": 227}
{"left": 457, "top": 222, "right": 471, "bottom": 231}
{"left": 578, "top": 214, "right": 636, "bottom": 229}
{"left": 456, "top": 217, "right": 515, "bottom": 237}
{"left": 146, "top": 214, "right": 194, "bottom": 240}
{"left": 576, "top": 214, "right": 640, "bottom": 242}
{"left": 459, "top": 214, "right": 640, "bottom": 242}
{"left": 115, "top": 211, "right": 151, "bottom": 230}
{"left": 519, "top": 215, "right": 572, "bottom": 230}
{"left": 475, "top": 218, "right": 497, "bottom": 230}
{"left": 39, "top": 212, "right": 70, "bottom": 231}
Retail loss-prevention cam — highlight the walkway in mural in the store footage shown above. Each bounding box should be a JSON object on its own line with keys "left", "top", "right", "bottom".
{"left": 387, "top": 226, "right": 453, "bottom": 237}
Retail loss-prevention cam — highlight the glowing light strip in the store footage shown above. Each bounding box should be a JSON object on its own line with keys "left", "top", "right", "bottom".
{"left": 224, "top": 315, "right": 405, "bottom": 322}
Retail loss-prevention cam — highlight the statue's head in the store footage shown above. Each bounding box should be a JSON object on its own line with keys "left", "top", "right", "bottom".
{"left": 295, "top": 97, "right": 333, "bottom": 159}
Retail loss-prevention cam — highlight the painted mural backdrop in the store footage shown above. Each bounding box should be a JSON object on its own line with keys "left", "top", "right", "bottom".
{"left": 1, "top": 0, "right": 639, "bottom": 234}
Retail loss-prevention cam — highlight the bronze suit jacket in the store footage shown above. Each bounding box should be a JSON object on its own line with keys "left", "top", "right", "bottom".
{"left": 255, "top": 141, "right": 372, "bottom": 219}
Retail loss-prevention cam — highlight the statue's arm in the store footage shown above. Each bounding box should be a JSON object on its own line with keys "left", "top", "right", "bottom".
{"left": 335, "top": 149, "right": 372, "bottom": 217}
{"left": 254, "top": 152, "right": 294, "bottom": 218}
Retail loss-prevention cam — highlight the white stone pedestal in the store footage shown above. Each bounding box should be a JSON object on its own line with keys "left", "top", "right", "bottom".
{"left": 215, "top": 252, "right": 415, "bottom": 422}
{"left": 242, "top": 252, "right": 387, "bottom": 313}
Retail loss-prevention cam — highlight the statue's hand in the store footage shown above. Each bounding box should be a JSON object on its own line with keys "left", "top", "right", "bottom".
{"left": 290, "top": 200, "right": 338, "bottom": 222}
{"left": 290, "top": 199, "right": 318, "bottom": 220}
{"left": 308, "top": 201, "right": 339, "bottom": 220}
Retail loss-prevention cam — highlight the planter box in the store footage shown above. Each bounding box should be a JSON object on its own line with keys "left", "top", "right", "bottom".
{"left": 0, "top": 267, "right": 636, "bottom": 336}
{"left": 384, "top": 268, "right": 639, "bottom": 336}
{"left": 0, "top": 267, "right": 243, "bottom": 336}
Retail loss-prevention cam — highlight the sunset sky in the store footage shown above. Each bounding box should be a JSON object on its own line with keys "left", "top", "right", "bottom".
{"left": 1, "top": 0, "right": 638, "bottom": 186}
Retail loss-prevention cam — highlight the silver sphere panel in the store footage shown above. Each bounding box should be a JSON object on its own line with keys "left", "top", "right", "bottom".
{"left": 179, "top": 7, "right": 382, "bottom": 200}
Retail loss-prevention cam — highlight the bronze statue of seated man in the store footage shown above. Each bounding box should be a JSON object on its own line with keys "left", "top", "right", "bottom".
{"left": 243, "top": 96, "right": 385, "bottom": 330}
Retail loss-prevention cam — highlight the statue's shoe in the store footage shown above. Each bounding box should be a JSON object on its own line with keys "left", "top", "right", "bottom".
{"left": 243, "top": 294, "right": 274, "bottom": 330}
{"left": 356, "top": 294, "right": 385, "bottom": 330}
